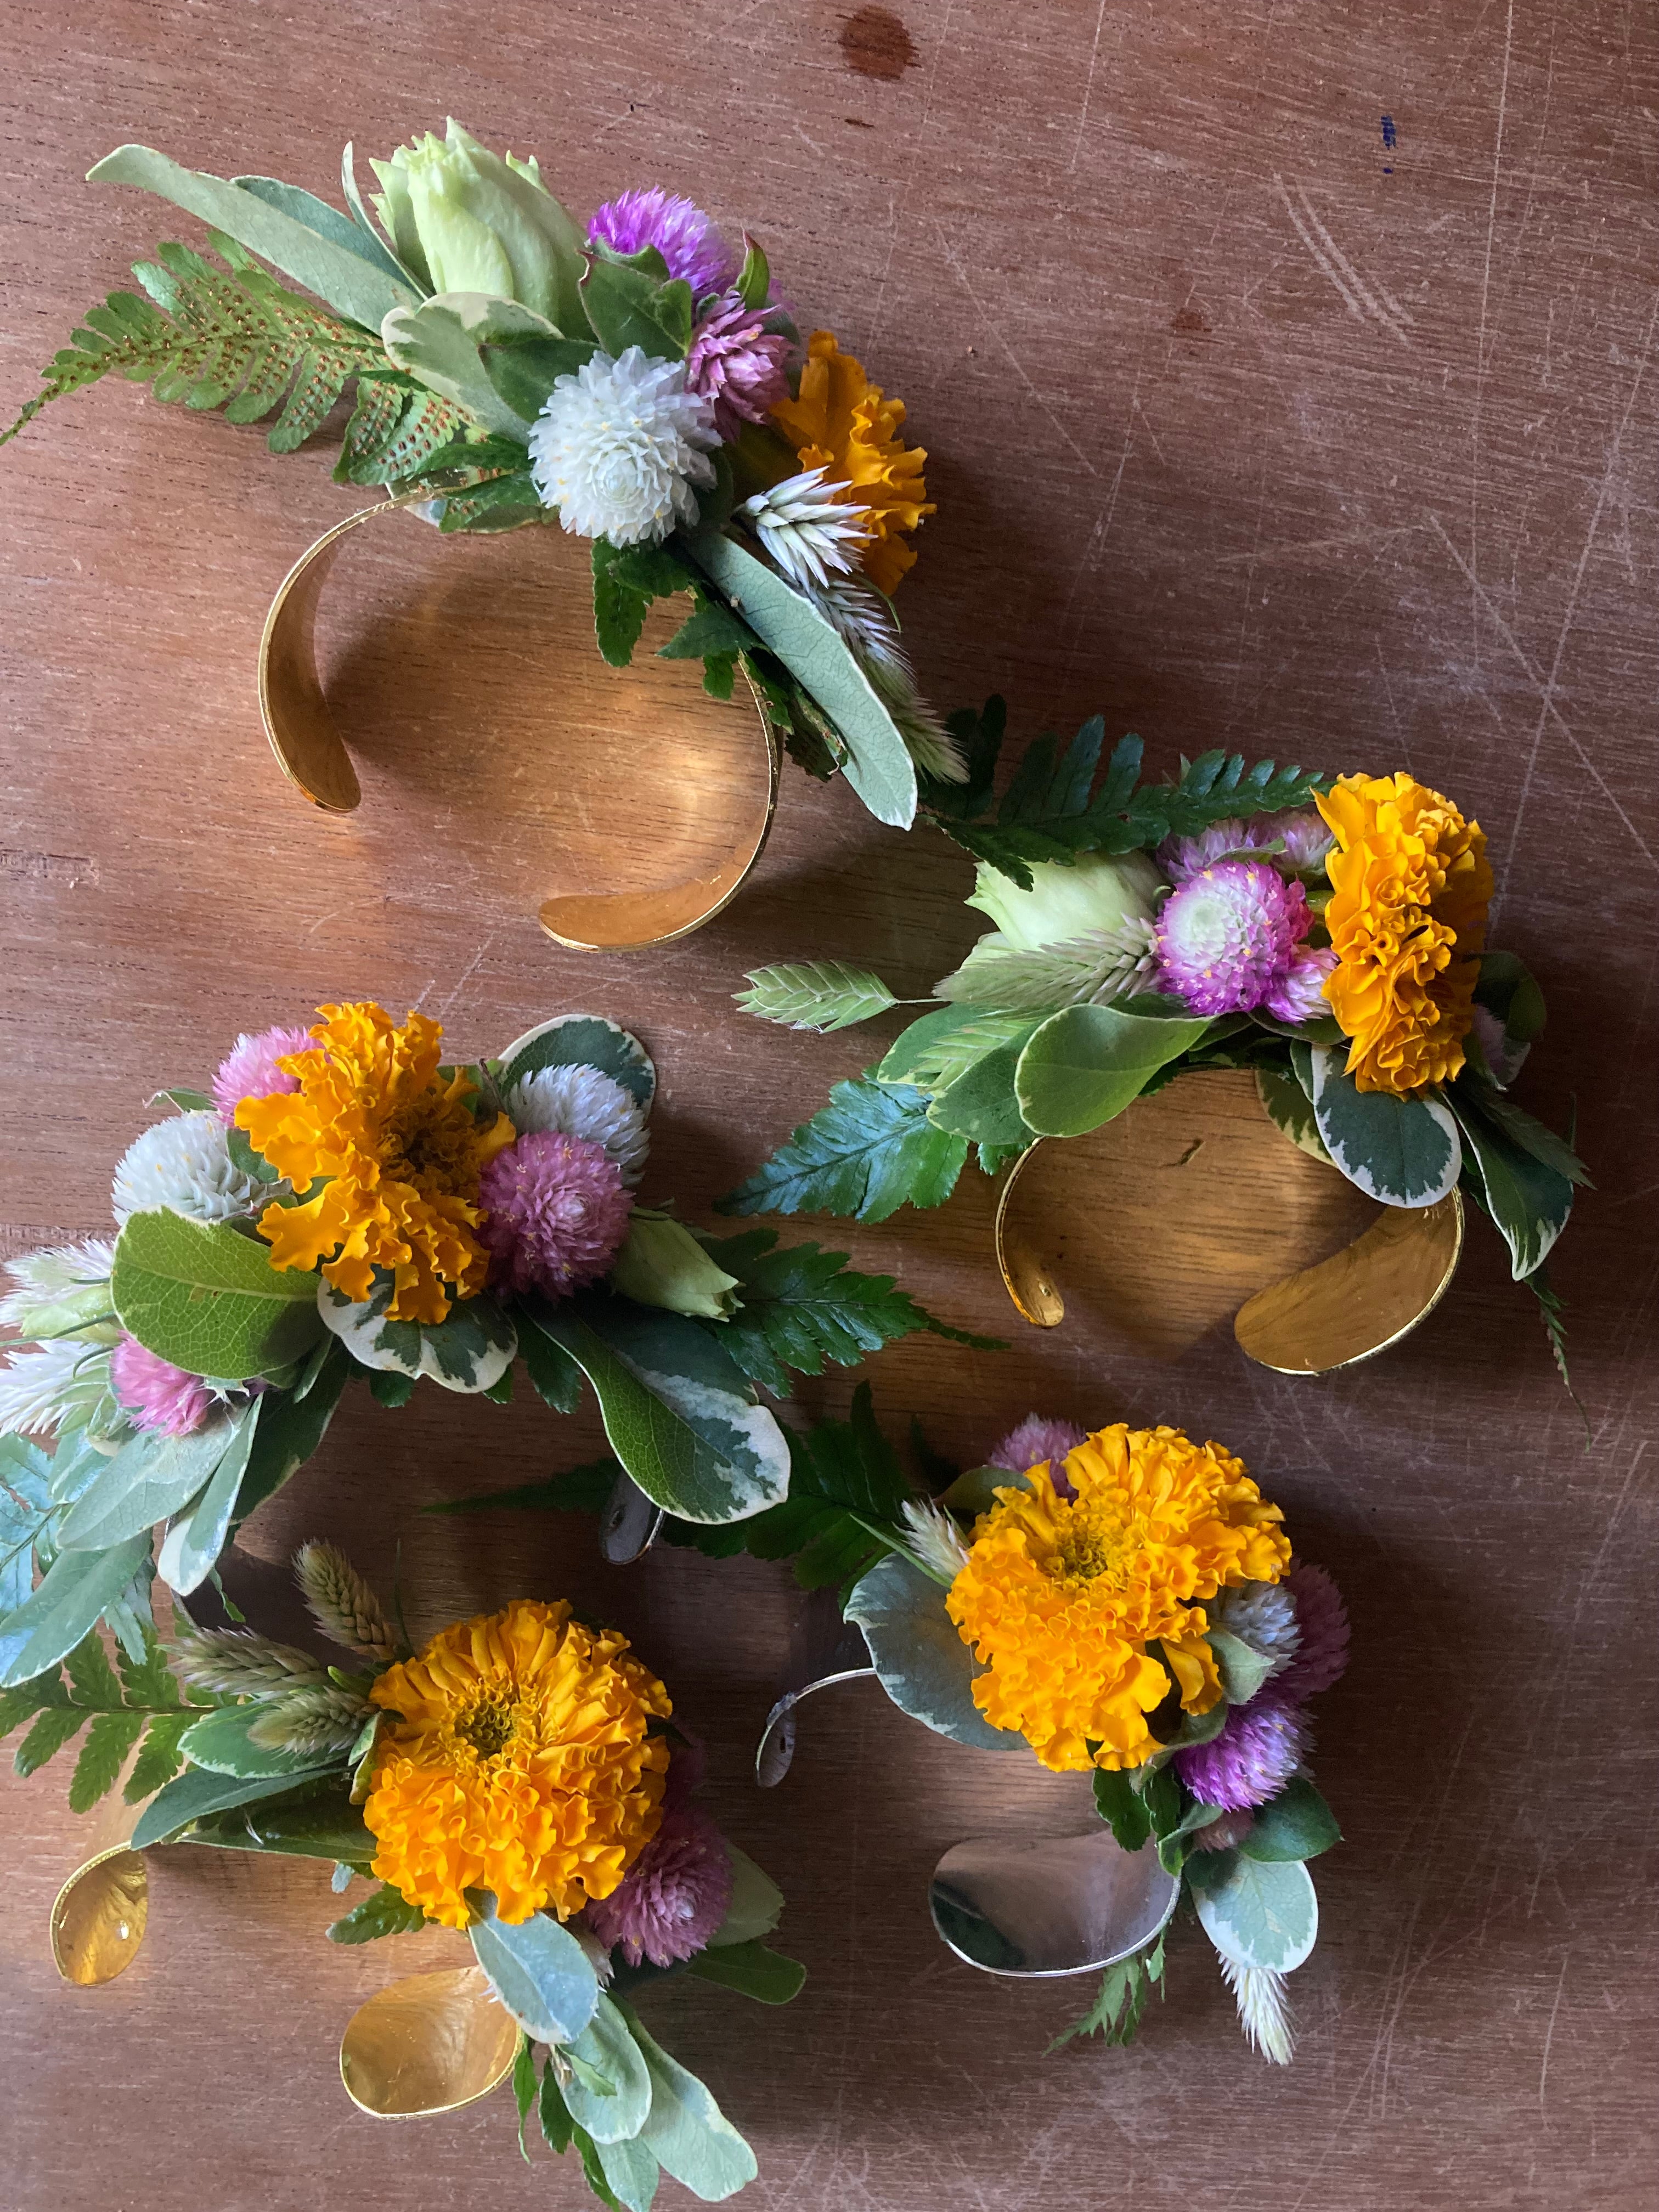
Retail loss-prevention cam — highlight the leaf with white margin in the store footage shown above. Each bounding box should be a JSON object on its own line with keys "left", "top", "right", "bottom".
{"left": 595, "top": 2135, "right": 660, "bottom": 2212}
{"left": 319, "top": 1280, "right": 516, "bottom": 1395}
{"left": 1309, "top": 1046, "right": 1460, "bottom": 1207}
{"left": 708, "top": 1846, "right": 784, "bottom": 1946}
{"left": 57, "top": 1414, "right": 240, "bottom": 1553}
{"left": 381, "top": 291, "right": 547, "bottom": 438}
{"left": 1188, "top": 1848, "right": 1318, "bottom": 1972}
{"left": 844, "top": 1554, "right": 1022, "bottom": 1752}
{"left": 561, "top": 1995, "right": 653, "bottom": 2144}
{"left": 623, "top": 2005, "right": 758, "bottom": 2202}
{"left": 495, "top": 1014, "right": 656, "bottom": 1111}
{"left": 466, "top": 1892, "right": 600, "bottom": 2045}
{"left": 155, "top": 1397, "right": 261, "bottom": 1594}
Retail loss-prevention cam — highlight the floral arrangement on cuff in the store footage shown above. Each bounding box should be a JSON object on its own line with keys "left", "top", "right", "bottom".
{"left": 6, "top": 1543, "right": 798, "bottom": 2207}
{"left": 3, "top": 120, "right": 947, "bottom": 828}
{"left": 748, "top": 1409, "right": 1348, "bottom": 2064}
{"left": 726, "top": 699, "right": 1589, "bottom": 1382}
{"left": 0, "top": 1003, "right": 981, "bottom": 1702}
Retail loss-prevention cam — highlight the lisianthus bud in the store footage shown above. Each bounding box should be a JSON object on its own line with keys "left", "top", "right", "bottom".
{"left": 964, "top": 850, "right": 1164, "bottom": 951}
{"left": 610, "top": 1213, "right": 742, "bottom": 1320}
{"left": 370, "top": 119, "right": 585, "bottom": 330}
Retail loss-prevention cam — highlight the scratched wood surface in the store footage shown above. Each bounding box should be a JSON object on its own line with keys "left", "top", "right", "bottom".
{"left": 3, "top": 2, "right": 1656, "bottom": 2205}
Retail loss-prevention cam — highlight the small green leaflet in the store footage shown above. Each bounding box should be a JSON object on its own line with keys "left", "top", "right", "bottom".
{"left": 1048, "top": 1933, "right": 1165, "bottom": 2050}
{"left": 326, "top": 1881, "right": 428, "bottom": 1944}
{"left": 111, "top": 1209, "right": 323, "bottom": 1383}
{"left": 716, "top": 1074, "right": 969, "bottom": 1223}
{"left": 735, "top": 961, "right": 899, "bottom": 1034}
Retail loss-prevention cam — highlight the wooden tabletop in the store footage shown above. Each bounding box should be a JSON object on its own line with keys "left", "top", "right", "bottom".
{"left": 3, "top": 3, "right": 1655, "bottom": 2205}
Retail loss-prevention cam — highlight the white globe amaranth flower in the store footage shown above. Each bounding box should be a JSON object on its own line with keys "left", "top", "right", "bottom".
{"left": 112, "top": 1110, "right": 266, "bottom": 1226}
{"left": 529, "top": 347, "right": 720, "bottom": 546}
{"left": 505, "top": 1064, "right": 651, "bottom": 1188}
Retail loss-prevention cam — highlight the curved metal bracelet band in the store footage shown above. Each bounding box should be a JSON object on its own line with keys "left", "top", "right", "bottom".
{"left": 258, "top": 497, "right": 781, "bottom": 951}
{"left": 993, "top": 1069, "right": 1465, "bottom": 1374}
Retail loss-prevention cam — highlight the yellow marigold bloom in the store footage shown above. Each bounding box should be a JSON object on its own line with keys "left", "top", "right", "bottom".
{"left": 236, "top": 1001, "right": 514, "bottom": 1325}
{"left": 946, "top": 1425, "right": 1291, "bottom": 1774}
{"left": 1317, "top": 772, "right": 1493, "bottom": 1096}
{"left": 769, "top": 330, "right": 933, "bottom": 595}
{"left": 363, "top": 1598, "right": 671, "bottom": 1930}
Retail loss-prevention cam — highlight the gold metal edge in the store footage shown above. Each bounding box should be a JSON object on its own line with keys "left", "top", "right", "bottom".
{"left": 49, "top": 1843, "right": 149, "bottom": 1987}
{"left": 992, "top": 1140, "right": 1064, "bottom": 1328}
{"left": 338, "top": 1966, "right": 520, "bottom": 2120}
{"left": 1234, "top": 1187, "right": 1466, "bottom": 1375}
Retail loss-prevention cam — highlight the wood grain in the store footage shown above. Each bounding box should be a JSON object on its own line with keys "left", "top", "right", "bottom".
{"left": 2, "top": 3, "right": 1656, "bottom": 2205}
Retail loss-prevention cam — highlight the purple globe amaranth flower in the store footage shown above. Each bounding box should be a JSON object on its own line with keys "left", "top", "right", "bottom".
{"left": 1157, "top": 817, "right": 1269, "bottom": 883}
{"left": 476, "top": 1131, "right": 631, "bottom": 1299}
{"left": 211, "top": 1024, "right": 314, "bottom": 1124}
{"left": 1275, "top": 1563, "right": 1350, "bottom": 1701}
{"left": 1265, "top": 943, "right": 1338, "bottom": 1026}
{"left": 685, "top": 294, "right": 792, "bottom": 440}
{"left": 111, "top": 1334, "right": 219, "bottom": 1436}
{"left": 1153, "top": 859, "right": 1313, "bottom": 1018}
{"left": 588, "top": 188, "right": 737, "bottom": 301}
{"left": 988, "top": 1415, "right": 1087, "bottom": 1501}
{"left": 1174, "top": 1697, "right": 1308, "bottom": 1812}
{"left": 1259, "top": 807, "right": 1336, "bottom": 879}
{"left": 584, "top": 1797, "right": 734, "bottom": 1968}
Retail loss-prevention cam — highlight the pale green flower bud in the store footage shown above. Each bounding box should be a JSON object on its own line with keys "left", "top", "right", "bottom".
{"left": 964, "top": 850, "right": 1164, "bottom": 950}
{"left": 610, "top": 1214, "right": 742, "bottom": 1321}
{"left": 370, "top": 119, "right": 586, "bottom": 331}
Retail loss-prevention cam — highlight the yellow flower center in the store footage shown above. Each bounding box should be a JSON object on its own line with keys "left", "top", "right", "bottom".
{"left": 452, "top": 1693, "right": 519, "bottom": 1764}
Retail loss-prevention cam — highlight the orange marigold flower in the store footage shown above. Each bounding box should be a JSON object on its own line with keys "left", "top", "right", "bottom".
{"left": 1317, "top": 772, "right": 1494, "bottom": 1095}
{"left": 946, "top": 1425, "right": 1290, "bottom": 1774}
{"left": 769, "top": 330, "right": 933, "bottom": 595}
{"left": 363, "top": 1598, "right": 671, "bottom": 1929}
{"left": 236, "top": 1001, "right": 515, "bottom": 1325}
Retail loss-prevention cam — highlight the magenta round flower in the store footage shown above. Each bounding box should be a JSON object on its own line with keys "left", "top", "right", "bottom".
{"left": 988, "top": 1414, "right": 1086, "bottom": 1499}
{"left": 1265, "top": 943, "right": 1338, "bottom": 1025}
{"left": 211, "top": 1024, "right": 314, "bottom": 1124}
{"left": 588, "top": 189, "right": 737, "bottom": 301}
{"left": 111, "top": 1334, "right": 218, "bottom": 1436}
{"left": 583, "top": 1797, "right": 734, "bottom": 1968}
{"left": 1156, "top": 818, "right": 1267, "bottom": 883}
{"left": 1260, "top": 808, "right": 1336, "bottom": 878}
{"left": 1153, "top": 859, "right": 1313, "bottom": 1017}
{"left": 1173, "top": 1698, "right": 1308, "bottom": 1812}
{"left": 1275, "top": 1564, "right": 1350, "bottom": 1700}
{"left": 476, "top": 1132, "right": 631, "bottom": 1299}
{"left": 686, "top": 295, "right": 792, "bottom": 439}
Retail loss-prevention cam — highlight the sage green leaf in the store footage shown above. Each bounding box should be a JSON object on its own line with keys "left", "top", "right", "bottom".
{"left": 232, "top": 1346, "right": 350, "bottom": 1525}
{"left": 0, "top": 1532, "right": 154, "bottom": 1689}
{"left": 318, "top": 1280, "right": 516, "bottom": 1394}
{"left": 685, "top": 1939, "right": 805, "bottom": 2005}
{"left": 176, "top": 1699, "right": 336, "bottom": 1780}
{"left": 524, "top": 1299, "right": 789, "bottom": 1525}
{"left": 562, "top": 1996, "right": 653, "bottom": 2143}
{"left": 1448, "top": 1085, "right": 1576, "bottom": 1280}
{"left": 594, "top": 2135, "right": 660, "bottom": 2212}
{"left": 68, "top": 1708, "right": 145, "bottom": 1812}
{"left": 845, "top": 1555, "right": 1020, "bottom": 1751}
{"left": 326, "top": 1881, "right": 428, "bottom": 1943}
{"left": 155, "top": 1400, "right": 261, "bottom": 1594}
{"left": 735, "top": 961, "right": 899, "bottom": 1035}
{"left": 496, "top": 1014, "right": 656, "bottom": 1109}
{"left": 111, "top": 1210, "right": 324, "bottom": 1383}
{"left": 230, "top": 175, "right": 415, "bottom": 288}
{"left": 14, "top": 1702, "right": 88, "bottom": 1776}
{"left": 685, "top": 531, "right": 918, "bottom": 829}
{"left": 88, "top": 146, "right": 419, "bottom": 326}
{"left": 708, "top": 1846, "right": 785, "bottom": 1946}
{"left": 230, "top": 1786, "right": 374, "bottom": 1862}
{"left": 1207, "top": 1625, "right": 1277, "bottom": 1706}
{"left": 1309, "top": 1047, "right": 1460, "bottom": 1206}
{"left": 57, "top": 1414, "right": 238, "bottom": 1553}
{"left": 876, "top": 1005, "right": 987, "bottom": 1088}
{"left": 129, "top": 1759, "right": 335, "bottom": 1848}
{"left": 380, "top": 292, "right": 543, "bottom": 437}
{"left": 1239, "top": 1776, "right": 1341, "bottom": 1863}
{"left": 467, "top": 1892, "right": 600, "bottom": 2045}
{"left": 1188, "top": 1848, "right": 1317, "bottom": 1972}
{"left": 626, "top": 2007, "right": 759, "bottom": 2202}
{"left": 1014, "top": 1005, "right": 1211, "bottom": 1138}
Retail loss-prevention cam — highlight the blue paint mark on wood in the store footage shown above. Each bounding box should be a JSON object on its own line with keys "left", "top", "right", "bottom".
{"left": 1381, "top": 114, "right": 1397, "bottom": 148}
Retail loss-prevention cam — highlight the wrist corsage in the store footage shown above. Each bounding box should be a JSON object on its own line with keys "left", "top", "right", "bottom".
{"left": 0, "top": 1002, "right": 979, "bottom": 1699}
{"left": 729, "top": 701, "right": 1589, "bottom": 1383}
{"left": 5, "top": 122, "right": 950, "bottom": 945}
{"left": 13, "top": 1543, "right": 797, "bottom": 2206}
{"left": 752, "top": 1410, "right": 1348, "bottom": 2063}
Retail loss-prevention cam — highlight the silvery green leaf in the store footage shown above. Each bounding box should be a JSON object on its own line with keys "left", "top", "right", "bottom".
{"left": 735, "top": 962, "right": 898, "bottom": 1035}
{"left": 155, "top": 1400, "right": 261, "bottom": 1595}
{"left": 594, "top": 2135, "right": 660, "bottom": 2212}
{"left": 495, "top": 1014, "right": 655, "bottom": 1110}
{"left": 57, "top": 1415, "right": 239, "bottom": 1553}
{"left": 560, "top": 1996, "right": 652, "bottom": 2144}
{"left": 1310, "top": 1047, "right": 1460, "bottom": 1207}
{"left": 844, "top": 1554, "right": 1020, "bottom": 1752}
{"left": 625, "top": 2006, "right": 758, "bottom": 2202}
{"left": 0, "top": 1531, "right": 154, "bottom": 1689}
{"left": 708, "top": 1845, "right": 785, "bottom": 1946}
{"left": 1206, "top": 1625, "right": 1276, "bottom": 1706}
{"left": 318, "top": 1280, "right": 516, "bottom": 1395}
{"left": 1189, "top": 1848, "right": 1318, "bottom": 1972}
{"left": 467, "top": 1893, "right": 600, "bottom": 2045}
{"left": 231, "top": 174, "right": 416, "bottom": 290}
{"left": 380, "top": 292, "right": 544, "bottom": 438}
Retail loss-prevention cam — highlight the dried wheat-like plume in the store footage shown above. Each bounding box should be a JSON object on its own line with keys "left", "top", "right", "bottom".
{"left": 246, "top": 1681, "right": 373, "bottom": 1759}
{"left": 1218, "top": 1956, "right": 1295, "bottom": 2064}
{"left": 171, "top": 1627, "right": 329, "bottom": 1698}
{"left": 294, "top": 1541, "right": 399, "bottom": 1663}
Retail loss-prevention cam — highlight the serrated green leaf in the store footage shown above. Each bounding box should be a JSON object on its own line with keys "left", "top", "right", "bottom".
{"left": 123, "top": 1709, "right": 193, "bottom": 1802}
{"left": 68, "top": 1709, "right": 145, "bottom": 1811}
{"left": 62, "top": 1628, "right": 121, "bottom": 1707}
{"left": 658, "top": 597, "right": 754, "bottom": 662}
{"left": 717, "top": 1074, "right": 969, "bottom": 1223}
{"left": 0, "top": 1674, "right": 66, "bottom": 1741}
{"left": 326, "top": 1880, "right": 428, "bottom": 1943}
{"left": 1093, "top": 1766, "right": 1153, "bottom": 1852}
{"left": 14, "top": 1702, "right": 88, "bottom": 1776}
{"left": 735, "top": 961, "right": 899, "bottom": 1035}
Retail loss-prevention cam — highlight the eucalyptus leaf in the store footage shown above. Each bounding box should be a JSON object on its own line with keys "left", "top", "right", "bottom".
{"left": 56, "top": 1415, "right": 240, "bottom": 1553}
{"left": 1188, "top": 1848, "right": 1318, "bottom": 1972}
{"left": 1310, "top": 1047, "right": 1461, "bottom": 1206}
{"left": 495, "top": 1014, "right": 656, "bottom": 1109}
{"left": 111, "top": 1209, "right": 323, "bottom": 1382}
{"left": 1014, "top": 1006, "right": 1212, "bottom": 1138}
{"left": 467, "top": 1892, "right": 600, "bottom": 2045}
{"left": 845, "top": 1554, "right": 1020, "bottom": 1751}
{"left": 594, "top": 2135, "right": 660, "bottom": 2212}
{"left": 624, "top": 2007, "right": 759, "bottom": 2202}
{"left": 561, "top": 1996, "right": 653, "bottom": 2143}
{"left": 154, "top": 1398, "right": 261, "bottom": 1594}
{"left": 0, "top": 1532, "right": 154, "bottom": 1690}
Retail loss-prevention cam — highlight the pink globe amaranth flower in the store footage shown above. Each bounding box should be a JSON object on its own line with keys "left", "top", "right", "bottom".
{"left": 988, "top": 1414, "right": 1086, "bottom": 1499}
{"left": 1265, "top": 943, "right": 1338, "bottom": 1025}
{"left": 476, "top": 1132, "right": 632, "bottom": 1300}
{"left": 1157, "top": 817, "right": 1267, "bottom": 883}
{"left": 210, "top": 1024, "right": 314, "bottom": 1124}
{"left": 685, "top": 294, "right": 792, "bottom": 441}
{"left": 588, "top": 189, "right": 737, "bottom": 301}
{"left": 1276, "top": 1563, "right": 1350, "bottom": 1700}
{"left": 584, "top": 1798, "right": 734, "bottom": 1968}
{"left": 1173, "top": 1697, "right": 1308, "bottom": 1812}
{"left": 110, "top": 1334, "right": 218, "bottom": 1436}
{"left": 1153, "top": 859, "right": 1312, "bottom": 1018}
{"left": 1259, "top": 807, "right": 1336, "bottom": 878}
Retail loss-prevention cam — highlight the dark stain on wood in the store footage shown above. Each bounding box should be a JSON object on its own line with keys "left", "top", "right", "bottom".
{"left": 840, "top": 5, "right": 917, "bottom": 81}
{"left": 1171, "top": 307, "right": 1210, "bottom": 335}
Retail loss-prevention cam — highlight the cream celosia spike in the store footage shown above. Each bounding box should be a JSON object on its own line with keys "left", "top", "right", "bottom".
{"left": 294, "top": 1542, "right": 399, "bottom": 1663}
{"left": 246, "top": 1682, "right": 371, "bottom": 1757}
{"left": 171, "top": 1627, "right": 329, "bottom": 1697}
{"left": 1218, "top": 1954, "right": 1295, "bottom": 2064}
